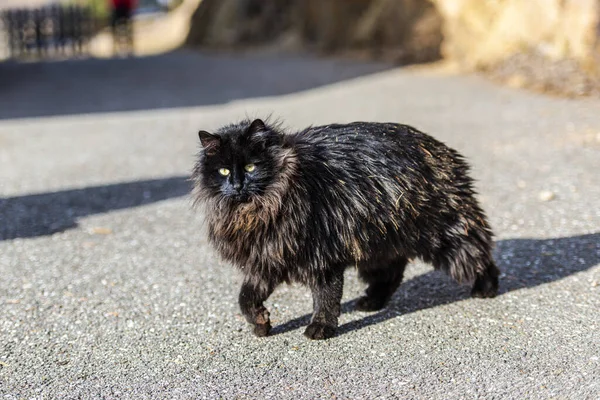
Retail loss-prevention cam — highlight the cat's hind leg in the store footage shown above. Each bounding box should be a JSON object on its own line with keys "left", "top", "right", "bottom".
{"left": 470, "top": 260, "right": 499, "bottom": 298}
{"left": 355, "top": 256, "right": 408, "bottom": 311}
{"left": 432, "top": 224, "right": 499, "bottom": 298}
{"left": 304, "top": 267, "right": 344, "bottom": 340}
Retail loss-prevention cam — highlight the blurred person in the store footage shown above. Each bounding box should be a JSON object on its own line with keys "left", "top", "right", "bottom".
{"left": 72, "top": 5, "right": 91, "bottom": 57}
{"left": 77, "top": 6, "right": 93, "bottom": 57}
{"left": 33, "top": 8, "right": 45, "bottom": 58}
{"left": 49, "top": 4, "right": 62, "bottom": 55}
{"left": 62, "top": 5, "right": 76, "bottom": 56}
{"left": 109, "top": 0, "right": 137, "bottom": 56}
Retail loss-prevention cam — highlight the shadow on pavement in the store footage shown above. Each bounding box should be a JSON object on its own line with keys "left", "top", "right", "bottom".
{"left": 271, "top": 233, "right": 600, "bottom": 336}
{"left": 0, "top": 50, "right": 390, "bottom": 120}
{"left": 0, "top": 176, "right": 190, "bottom": 240}
{"left": 3, "top": 175, "right": 597, "bottom": 339}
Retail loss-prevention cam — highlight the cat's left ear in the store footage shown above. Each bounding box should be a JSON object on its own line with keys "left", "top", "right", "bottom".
{"left": 247, "top": 119, "right": 266, "bottom": 135}
{"left": 198, "top": 130, "right": 220, "bottom": 155}
{"left": 246, "top": 118, "right": 280, "bottom": 148}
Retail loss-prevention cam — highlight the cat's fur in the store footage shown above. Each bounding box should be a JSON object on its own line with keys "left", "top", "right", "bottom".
{"left": 192, "top": 118, "right": 499, "bottom": 340}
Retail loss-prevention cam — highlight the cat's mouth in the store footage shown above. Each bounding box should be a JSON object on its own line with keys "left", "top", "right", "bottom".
{"left": 231, "top": 193, "right": 251, "bottom": 203}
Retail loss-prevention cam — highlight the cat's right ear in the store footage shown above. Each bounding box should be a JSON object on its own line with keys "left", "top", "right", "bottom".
{"left": 198, "top": 130, "right": 220, "bottom": 155}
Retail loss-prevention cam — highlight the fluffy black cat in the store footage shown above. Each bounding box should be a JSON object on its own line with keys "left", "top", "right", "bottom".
{"left": 192, "top": 118, "right": 499, "bottom": 340}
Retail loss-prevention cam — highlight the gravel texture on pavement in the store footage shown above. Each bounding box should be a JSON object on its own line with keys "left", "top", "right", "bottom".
{"left": 1, "top": 50, "right": 599, "bottom": 399}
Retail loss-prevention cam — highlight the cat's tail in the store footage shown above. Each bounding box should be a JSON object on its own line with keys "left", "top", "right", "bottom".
{"left": 432, "top": 212, "right": 499, "bottom": 298}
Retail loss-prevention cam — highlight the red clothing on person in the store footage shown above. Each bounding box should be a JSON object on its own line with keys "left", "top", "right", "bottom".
{"left": 110, "top": 0, "right": 137, "bottom": 9}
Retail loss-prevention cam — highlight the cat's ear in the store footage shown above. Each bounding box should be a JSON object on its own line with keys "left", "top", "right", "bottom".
{"left": 198, "top": 130, "right": 220, "bottom": 155}
{"left": 246, "top": 118, "right": 280, "bottom": 148}
{"left": 247, "top": 119, "right": 266, "bottom": 135}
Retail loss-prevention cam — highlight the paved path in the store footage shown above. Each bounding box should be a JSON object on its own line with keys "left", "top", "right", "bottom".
{"left": 0, "top": 50, "right": 599, "bottom": 399}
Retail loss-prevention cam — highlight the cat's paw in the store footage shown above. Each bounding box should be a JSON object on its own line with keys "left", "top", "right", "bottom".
{"left": 355, "top": 296, "right": 386, "bottom": 312}
{"left": 250, "top": 307, "right": 271, "bottom": 337}
{"left": 304, "top": 323, "right": 336, "bottom": 340}
{"left": 252, "top": 322, "right": 271, "bottom": 337}
{"left": 471, "top": 275, "right": 498, "bottom": 298}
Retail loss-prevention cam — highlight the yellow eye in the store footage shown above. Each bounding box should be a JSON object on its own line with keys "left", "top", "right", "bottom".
{"left": 244, "top": 164, "right": 256, "bottom": 173}
{"left": 218, "top": 168, "right": 230, "bottom": 176}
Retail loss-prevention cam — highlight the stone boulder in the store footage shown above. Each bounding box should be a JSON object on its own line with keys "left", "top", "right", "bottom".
{"left": 185, "top": 0, "right": 444, "bottom": 64}
{"left": 434, "top": 0, "right": 600, "bottom": 70}
{"left": 185, "top": 0, "right": 600, "bottom": 76}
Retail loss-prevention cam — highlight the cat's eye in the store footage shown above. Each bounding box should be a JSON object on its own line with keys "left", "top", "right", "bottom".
{"left": 244, "top": 164, "right": 256, "bottom": 173}
{"left": 218, "top": 168, "right": 230, "bottom": 176}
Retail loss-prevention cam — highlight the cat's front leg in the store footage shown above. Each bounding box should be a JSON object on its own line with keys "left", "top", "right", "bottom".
{"left": 239, "top": 277, "right": 275, "bottom": 337}
{"left": 304, "top": 268, "right": 344, "bottom": 340}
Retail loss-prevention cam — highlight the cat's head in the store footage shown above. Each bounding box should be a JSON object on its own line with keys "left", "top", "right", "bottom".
{"left": 193, "top": 119, "right": 284, "bottom": 205}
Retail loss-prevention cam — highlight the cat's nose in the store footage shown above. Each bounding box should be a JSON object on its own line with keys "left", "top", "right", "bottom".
{"left": 233, "top": 182, "right": 242, "bottom": 192}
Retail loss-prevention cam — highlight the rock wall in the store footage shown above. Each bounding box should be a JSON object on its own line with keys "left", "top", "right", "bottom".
{"left": 434, "top": 0, "right": 600, "bottom": 70}
{"left": 186, "top": 0, "right": 600, "bottom": 71}
{"left": 185, "top": 0, "right": 444, "bottom": 64}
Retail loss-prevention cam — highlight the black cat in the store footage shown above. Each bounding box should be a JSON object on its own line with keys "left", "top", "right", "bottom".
{"left": 192, "top": 118, "right": 499, "bottom": 340}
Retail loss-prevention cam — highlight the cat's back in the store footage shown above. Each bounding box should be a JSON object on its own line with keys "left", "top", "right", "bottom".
{"left": 292, "top": 121, "right": 416, "bottom": 146}
{"left": 286, "top": 121, "right": 446, "bottom": 168}
{"left": 284, "top": 121, "right": 469, "bottom": 199}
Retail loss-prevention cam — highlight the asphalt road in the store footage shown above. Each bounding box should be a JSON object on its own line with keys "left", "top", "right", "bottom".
{"left": 1, "top": 50, "right": 599, "bottom": 399}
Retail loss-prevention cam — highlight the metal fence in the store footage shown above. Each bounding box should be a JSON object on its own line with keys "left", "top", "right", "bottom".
{"left": 1, "top": 4, "right": 95, "bottom": 60}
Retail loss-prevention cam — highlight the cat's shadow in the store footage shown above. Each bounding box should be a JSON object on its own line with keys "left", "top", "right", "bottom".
{"left": 270, "top": 232, "right": 600, "bottom": 337}
{"left": 0, "top": 176, "right": 191, "bottom": 241}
